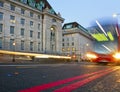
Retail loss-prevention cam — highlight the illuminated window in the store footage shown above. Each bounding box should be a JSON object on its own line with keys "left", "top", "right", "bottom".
{"left": 62, "top": 48, "right": 65, "bottom": 51}
{"left": 10, "top": 15, "right": 15, "bottom": 23}
{"left": 72, "top": 48, "right": 75, "bottom": 51}
{"left": 67, "top": 48, "right": 70, "bottom": 51}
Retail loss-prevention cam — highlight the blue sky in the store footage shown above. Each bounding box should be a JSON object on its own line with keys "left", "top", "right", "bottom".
{"left": 48, "top": 0, "right": 120, "bottom": 28}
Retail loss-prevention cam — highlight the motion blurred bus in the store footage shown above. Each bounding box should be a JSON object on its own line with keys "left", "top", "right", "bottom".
{"left": 86, "top": 17, "right": 120, "bottom": 64}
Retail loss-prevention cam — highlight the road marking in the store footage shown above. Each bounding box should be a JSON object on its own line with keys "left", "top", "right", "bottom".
{"left": 18, "top": 67, "right": 118, "bottom": 92}
{"left": 54, "top": 67, "right": 119, "bottom": 92}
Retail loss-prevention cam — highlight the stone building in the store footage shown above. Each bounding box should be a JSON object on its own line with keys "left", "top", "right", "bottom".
{"left": 0, "top": 0, "right": 64, "bottom": 54}
{"left": 62, "top": 22, "right": 94, "bottom": 61}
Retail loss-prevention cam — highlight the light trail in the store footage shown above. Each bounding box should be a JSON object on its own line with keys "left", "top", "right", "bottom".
{"left": 96, "top": 20, "right": 108, "bottom": 36}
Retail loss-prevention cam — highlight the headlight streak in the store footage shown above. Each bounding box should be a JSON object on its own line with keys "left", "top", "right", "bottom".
{"left": 86, "top": 53, "right": 97, "bottom": 59}
{"left": 113, "top": 53, "right": 120, "bottom": 59}
{"left": 0, "top": 50, "right": 71, "bottom": 59}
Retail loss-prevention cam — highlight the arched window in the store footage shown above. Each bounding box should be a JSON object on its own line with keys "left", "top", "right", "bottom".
{"left": 50, "top": 26, "right": 56, "bottom": 51}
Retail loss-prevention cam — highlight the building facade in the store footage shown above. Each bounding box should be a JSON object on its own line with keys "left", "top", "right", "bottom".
{"left": 0, "top": 0, "right": 64, "bottom": 54}
{"left": 62, "top": 22, "right": 94, "bottom": 61}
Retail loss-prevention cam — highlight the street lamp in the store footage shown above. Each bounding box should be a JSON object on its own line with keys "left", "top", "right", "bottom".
{"left": 12, "top": 42, "right": 15, "bottom": 62}
{"left": 113, "top": 13, "right": 120, "bottom": 18}
{"left": 112, "top": 13, "right": 120, "bottom": 51}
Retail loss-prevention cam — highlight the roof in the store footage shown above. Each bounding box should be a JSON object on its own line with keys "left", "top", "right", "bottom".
{"left": 19, "top": 0, "right": 57, "bottom": 15}
{"left": 62, "top": 22, "right": 93, "bottom": 40}
{"left": 62, "top": 22, "right": 89, "bottom": 33}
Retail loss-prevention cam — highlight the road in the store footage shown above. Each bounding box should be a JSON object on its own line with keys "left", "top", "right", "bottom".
{"left": 0, "top": 62, "right": 120, "bottom": 92}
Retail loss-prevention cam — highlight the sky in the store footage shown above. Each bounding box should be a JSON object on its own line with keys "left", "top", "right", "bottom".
{"left": 48, "top": 0, "right": 120, "bottom": 28}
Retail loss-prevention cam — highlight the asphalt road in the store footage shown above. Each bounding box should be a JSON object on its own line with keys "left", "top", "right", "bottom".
{"left": 0, "top": 62, "right": 120, "bottom": 92}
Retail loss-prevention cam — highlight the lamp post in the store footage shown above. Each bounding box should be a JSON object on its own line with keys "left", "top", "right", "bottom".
{"left": 113, "top": 13, "right": 120, "bottom": 51}
{"left": 12, "top": 42, "right": 15, "bottom": 62}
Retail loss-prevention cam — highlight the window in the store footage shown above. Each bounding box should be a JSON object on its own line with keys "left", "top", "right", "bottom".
{"left": 10, "top": 15, "right": 15, "bottom": 20}
{"left": 30, "top": 21, "right": 33, "bottom": 27}
{"left": 21, "top": 8, "right": 25, "bottom": 14}
{"left": 62, "top": 43, "right": 64, "bottom": 46}
{"left": 65, "top": 24, "right": 72, "bottom": 29}
{"left": 30, "top": 12, "right": 33, "bottom": 17}
{"left": 38, "top": 43, "right": 40, "bottom": 51}
{"left": 21, "top": 18, "right": 25, "bottom": 25}
{"left": 50, "top": 30, "right": 55, "bottom": 41}
{"left": 0, "top": 1, "right": 4, "bottom": 7}
{"left": 10, "top": 4, "right": 15, "bottom": 11}
{"left": 10, "top": 39, "right": 14, "bottom": 50}
{"left": 38, "top": 15, "right": 40, "bottom": 19}
{"left": 72, "top": 37, "right": 74, "bottom": 41}
{"left": 20, "top": 0, "right": 27, "bottom": 4}
{"left": 0, "top": 24, "right": 3, "bottom": 32}
{"left": 38, "top": 23, "right": 40, "bottom": 30}
{"left": 0, "top": 12, "right": 3, "bottom": 20}
{"left": 62, "top": 48, "right": 65, "bottom": 52}
{"left": 10, "top": 26, "right": 14, "bottom": 34}
{"left": 72, "top": 42, "right": 74, "bottom": 46}
{"left": 0, "top": 37, "right": 2, "bottom": 49}
{"left": 28, "top": 0, "right": 35, "bottom": 7}
{"left": 30, "top": 42, "right": 33, "bottom": 51}
{"left": 72, "top": 48, "right": 75, "bottom": 51}
{"left": 67, "top": 38, "right": 69, "bottom": 41}
{"left": 62, "top": 38, "right": 64, "bottom": 42}
{"left": 52, "top": 19, "right": 56, "bottom": 22}
{"left": 67, "top": 48, "right": 70, "bottom": 51}
{"left": 30, "top": 30, "right": 33, "bottom": 37}
{"left": 67, "top": 43, "right": 69, "bottom": 46}
{"left": 21, "top": 40, "right": 24, "bottom": 50}
{"left": 21, "top": 28, "right": 24, "bottom": 36}
{"left": 38, "top": 32, "right": 40, "bottom": 39}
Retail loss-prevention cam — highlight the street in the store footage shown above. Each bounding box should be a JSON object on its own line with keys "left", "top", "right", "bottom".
{"left": 0, "top": 62, "right": 120, "bottom": 92}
